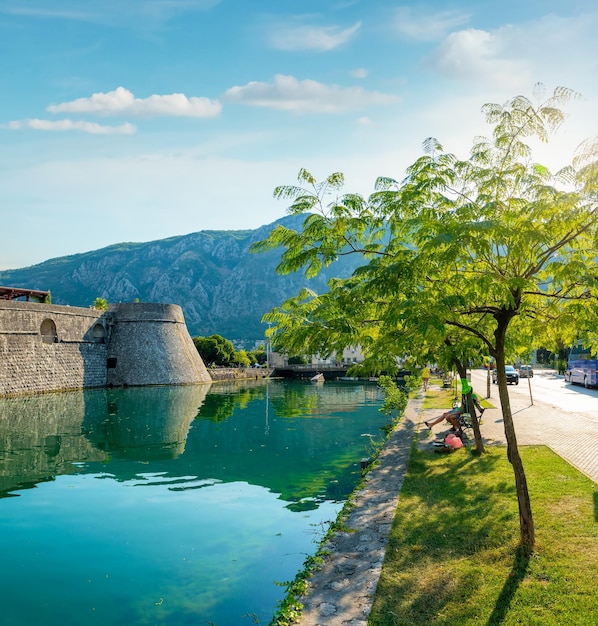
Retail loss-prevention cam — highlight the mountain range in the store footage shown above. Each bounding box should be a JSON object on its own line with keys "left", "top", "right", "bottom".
{"left": 0, "top": 215, "right": 359, "bottom": 345}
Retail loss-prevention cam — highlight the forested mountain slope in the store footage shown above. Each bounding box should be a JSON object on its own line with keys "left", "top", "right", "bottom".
{"left": 0, "top": 215, "right": 358, "bottom": 343}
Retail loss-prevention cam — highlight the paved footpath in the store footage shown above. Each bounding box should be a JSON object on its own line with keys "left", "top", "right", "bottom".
{"left": 295, "top": 394, "right": 422, "bottom": 626}
{"left": 463, "top": 369, "right": 598, "bottom": 484}
{"left": 294, "top": 371, "right": 598, "bottom": 625}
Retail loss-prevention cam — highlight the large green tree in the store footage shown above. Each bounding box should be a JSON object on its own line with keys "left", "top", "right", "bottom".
{"left": 193, "top": 334, "right": 236, "bottom": 366}
{"left": 252, "top": 86, "right": 598, "bottom": 551}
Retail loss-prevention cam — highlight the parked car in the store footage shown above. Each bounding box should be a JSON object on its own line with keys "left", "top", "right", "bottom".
{"left": 492, "top": 365, "right": 519, "bottom": 385}
{"left": 518, "top": 365, "right": 534, "bottom": 378}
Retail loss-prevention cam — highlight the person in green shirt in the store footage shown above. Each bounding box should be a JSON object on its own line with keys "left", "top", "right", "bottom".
{"left": 424, "top": 401, "right": 465, "bottom": 437}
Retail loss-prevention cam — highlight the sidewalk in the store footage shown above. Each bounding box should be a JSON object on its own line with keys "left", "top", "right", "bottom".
{"left": 468, "top": 369, "right": 598, "bottom": 483}
{"left": 294, "top": 373, "right": 598, "bottom": 625}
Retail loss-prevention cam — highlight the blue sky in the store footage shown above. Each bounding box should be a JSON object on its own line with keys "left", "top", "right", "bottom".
{"left": 1, "top": 0, "right": 597, "bottom": 269}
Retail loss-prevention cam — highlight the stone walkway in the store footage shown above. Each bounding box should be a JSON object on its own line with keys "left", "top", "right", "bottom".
{"left": 294, "top": 370, "right": 598, "bottom": 625}
{"left": 295, "top": 395, "right": 422, "bottom": 626}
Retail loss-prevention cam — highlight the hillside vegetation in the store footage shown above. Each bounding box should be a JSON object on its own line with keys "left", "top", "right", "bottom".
{"left": 0, "top": 215, "right": 359, "bottom": 343}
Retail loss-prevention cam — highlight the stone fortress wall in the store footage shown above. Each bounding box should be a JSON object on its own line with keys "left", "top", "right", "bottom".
{"left": 107, "top": 302, "right": 211, "bottom": 387}
{"left": 0, "top": 300, "right": 211, "bottom": 397}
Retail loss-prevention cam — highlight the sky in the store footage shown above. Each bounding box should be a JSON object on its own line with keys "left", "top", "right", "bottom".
{"left": 1, "top": 0, "right": 598, "bottom": 270}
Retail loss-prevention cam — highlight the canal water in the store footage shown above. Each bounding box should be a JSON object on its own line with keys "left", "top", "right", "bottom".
{"left": 0, "top": 379, "right": 388, "bottom": 625}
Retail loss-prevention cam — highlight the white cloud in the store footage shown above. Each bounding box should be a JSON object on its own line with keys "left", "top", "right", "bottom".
{"left": 6, "top": 118, "right": 136, "bottom": 134}
{"left": 47, "top": 87, "right": 222, "bottom": 118}
{"left": 268, "top": 21, "right": 361, "bottom": 51}
{"left": 224, "top": 74, "right": 400, "bottom": 114}
{"left": 0, "top": 0, "right": 222, "bottom": 27}
{"left": 427, "top": 28, "right": 531, "bottom": 89}
{"left": 392, "top": 6, "right": 470, "bottom": 41}
{"left": 351, "top": 68, "right": 368, "bottom": 79}
{"left": 426, "top": 11, "right": 598, "bottom": 92}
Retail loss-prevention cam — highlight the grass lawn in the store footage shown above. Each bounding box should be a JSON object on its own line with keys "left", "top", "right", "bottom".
{"left": 367, "top": 443, "right": 598, "bottom": 625}
{"left": 422, "top": 385, "right": 457, "bottom": 410}
{"left": 422, "top": 384, "right": 494, "bottom": 412}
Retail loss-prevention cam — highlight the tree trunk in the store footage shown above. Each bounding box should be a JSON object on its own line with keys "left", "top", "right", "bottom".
{"left": 494, "top": 329, "right": 535, "bottom": 551}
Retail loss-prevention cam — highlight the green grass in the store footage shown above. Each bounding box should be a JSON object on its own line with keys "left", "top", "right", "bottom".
{"left": 368, "top": 445, "right": 598, "bottom": 625}
{"left": 422, "top": 386, "right": 456, "bottom": 410}
{"left": 422, "top": 385, "right": 494, "bottom": 411}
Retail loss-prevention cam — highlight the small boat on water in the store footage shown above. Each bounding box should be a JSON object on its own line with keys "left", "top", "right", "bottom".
{"left": 310, "top": 372, "right": 325, "bottom": 383}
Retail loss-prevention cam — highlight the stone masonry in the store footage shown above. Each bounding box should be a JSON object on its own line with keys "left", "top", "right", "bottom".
{"left": 0, "top": 300, "right": 211, "bottom": 397}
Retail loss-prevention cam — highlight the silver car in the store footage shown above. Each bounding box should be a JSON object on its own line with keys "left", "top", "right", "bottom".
{"left": 492, "top": 365, "right": 520, "bottom": 385}
{"left": 518, "top": 365, "right": 534, "bottom": 378}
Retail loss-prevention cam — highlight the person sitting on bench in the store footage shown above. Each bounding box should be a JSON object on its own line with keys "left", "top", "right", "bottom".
{"left": 471, "top": 390, "right": 485, "bottom": 417}
{"left": 424, "top": 402, "right": 465, "bottom": 435}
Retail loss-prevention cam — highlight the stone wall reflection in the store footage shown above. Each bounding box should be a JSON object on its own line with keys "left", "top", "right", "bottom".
{"left": 0, "top": 383, "right": 211, "bottom": 496}
{"left": 83, "top": 384, "right": 211, "bottom": 460}
{"left": 0, "top": 390, "right": 106, "bottom": 495}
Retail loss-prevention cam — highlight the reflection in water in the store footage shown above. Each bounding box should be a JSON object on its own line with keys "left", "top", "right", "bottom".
{"left": 0, "top": 380, "right": 387, "bottom": 626}
{"left": 83, "top": 384, "right": 211, "bottom": 460}
{"left": 0, "top": 390, "right": 105, "bottom": 496}
{"left": 187, "top": 381, "right": 390, "bottom": 507}
{"left": 0, "top": 384, "right": 211, "bottom": 496}
{"left": 268, "top": 382, "right": 319, "bottom": 417}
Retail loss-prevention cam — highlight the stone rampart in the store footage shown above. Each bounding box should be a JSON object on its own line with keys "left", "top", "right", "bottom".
{"left": 0, "top": 301, "right": 211, "bottom": 397}
{"left": 107, "top": 303, "right": 211, "bottom": 387}
{"left": 0, "top": 301, "right": 108, "bottom": 396}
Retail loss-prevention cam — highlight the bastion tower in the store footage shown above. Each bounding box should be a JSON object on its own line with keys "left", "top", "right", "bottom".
{"left": 0, "top": 299, "right": 211, "bottom": 397}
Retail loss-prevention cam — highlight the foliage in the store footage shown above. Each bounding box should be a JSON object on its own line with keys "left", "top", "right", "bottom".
{"left": 234, "top": 348, "right": 252, "bottom": 367}
{"left": 92, "top": 297, "right": 108, "bottom": 310}
{"left": 287, "top": 355, "right": 308, "bottom": 365}
{"left": 193, "top": 334, "right": 269, "bottom": 368}
{"left": 377, "top": 375, "right": 408, "bottom": 419}
{"left": 252, "top": 347, "right": 268, "bottom": 365}
{"left": 193, "top": 334, "right": 236, "bottom": 366}
{"left": 252, "top": 85, "right": 598, "bottom": 550}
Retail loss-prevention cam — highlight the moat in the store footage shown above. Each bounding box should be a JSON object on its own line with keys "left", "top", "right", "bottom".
{"left": 0, "top": 379, "right": 388, "bottom": 625}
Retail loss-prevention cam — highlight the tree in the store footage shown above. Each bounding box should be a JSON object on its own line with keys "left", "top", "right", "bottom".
{"left": 92, "top": 297, "right": 108, "bottom": 310}
{"left": 252, "top": 85, "right": 598, "bottom": 551}
{"left": 193, "top": 334, "right": 236, "bottom": 366}
{"left": 250, "top": 347, "right": 268, "bottom": 365}
{"left": 234, "top": 349, "right": 252, "bottom": 367}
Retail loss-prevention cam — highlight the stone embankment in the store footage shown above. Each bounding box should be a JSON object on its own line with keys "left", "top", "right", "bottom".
{"left": 207, "top": 367, "right": 273, "bottom": 382}
{"left": 295, "top": 395, "right": 422, "bottom": 626}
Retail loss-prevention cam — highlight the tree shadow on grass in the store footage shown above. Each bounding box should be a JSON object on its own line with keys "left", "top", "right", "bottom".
{"left": 485, "top": 546, "right": 530, "bottom": 625}
{"left": 370, "top": 448, "right": 518, "bottom": 625}
{"left": 594, "top": 491, "right": 598, "bottom": 522}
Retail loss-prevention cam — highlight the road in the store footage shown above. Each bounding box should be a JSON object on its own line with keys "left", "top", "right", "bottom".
{"left": 471, "top": 368, "right": 598, "bottom": 423}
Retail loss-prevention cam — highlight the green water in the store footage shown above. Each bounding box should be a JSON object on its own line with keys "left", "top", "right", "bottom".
{"left": 0, "top": 379, "right": 387, "bottom": 625}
